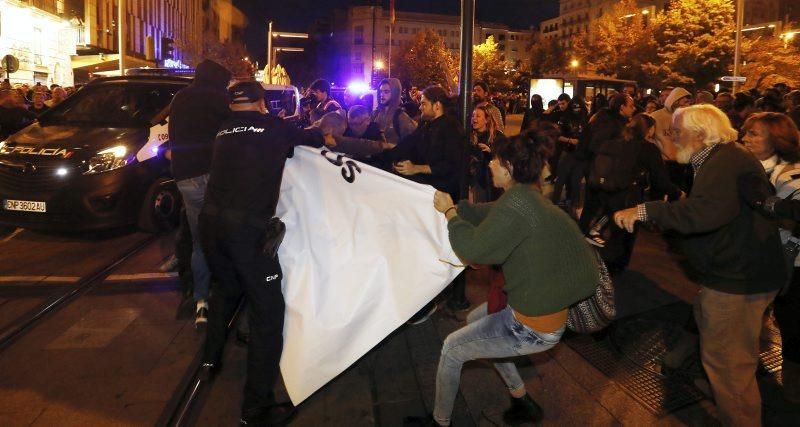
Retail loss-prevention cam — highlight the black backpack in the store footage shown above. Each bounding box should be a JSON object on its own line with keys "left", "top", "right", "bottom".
{"left": 587, "top": 138, "right": 641, "bottom": 192}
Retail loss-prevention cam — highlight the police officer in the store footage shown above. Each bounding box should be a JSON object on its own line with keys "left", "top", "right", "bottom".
{"left": 199, "top": 81, "right": 324, "bottom": 426}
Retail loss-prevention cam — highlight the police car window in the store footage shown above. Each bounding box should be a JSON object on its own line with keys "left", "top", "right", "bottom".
{"left": 41, "top": 84, "right": 182, "bottom": 127}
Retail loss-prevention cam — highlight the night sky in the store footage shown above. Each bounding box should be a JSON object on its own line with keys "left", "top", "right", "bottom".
{"left": 234, "top": 0, "right": 560, "bottom": 65}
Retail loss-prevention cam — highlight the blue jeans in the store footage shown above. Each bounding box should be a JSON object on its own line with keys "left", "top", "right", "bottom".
{"left": 176, "top": 174, "right": 211, "bottom": 302}
{"left": 433, "top": 303, "right": 564, "bottom": 425}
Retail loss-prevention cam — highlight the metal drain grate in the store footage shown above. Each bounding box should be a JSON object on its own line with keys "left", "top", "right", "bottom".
{"left": 760, "top": 313, "right": 784, "bottom": 380}
{"left": 567, "top": 312, "right": 787, "bottom": 415}
{"left": 761, "top": 346, "right": 784, "bottom": 380}
{"left": 566, "top": 333, "right": 706, "bottom": 415}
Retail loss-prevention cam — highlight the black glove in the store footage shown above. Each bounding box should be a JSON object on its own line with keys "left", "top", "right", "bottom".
{"left": 737, "top": 173, "right": 774, "bottom": 210}
{"left": 262, "top": 217, "right": 286, "bottom": 259}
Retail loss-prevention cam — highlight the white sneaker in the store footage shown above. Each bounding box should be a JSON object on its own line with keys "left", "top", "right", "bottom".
{"left": 407, "top": 304, "right": 438, "bottom": 325}
{"left": 195, "top": 300, "right": 208, "bottom": 327}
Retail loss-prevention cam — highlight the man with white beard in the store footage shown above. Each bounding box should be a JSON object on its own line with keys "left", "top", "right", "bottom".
{"left": 613, "top": 104, "right": 784, "bottom": 427}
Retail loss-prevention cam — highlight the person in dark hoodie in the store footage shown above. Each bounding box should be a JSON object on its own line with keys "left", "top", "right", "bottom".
{"left": 168, "top": 59, "right": 232, "bottom": 327}
{"left": 373, "top": 78, "right": 417, "bottom": 146}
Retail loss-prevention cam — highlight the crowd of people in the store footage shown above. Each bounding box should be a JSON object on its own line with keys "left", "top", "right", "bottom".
{"left": 296, "top": 78, "right": 800, "bottom": 426}
{"left": 0, "top": 79, "right": 73, "bottom": 139}
{"left": 525, "top": 83, "right": 800, "bottom": 427}
{"left": 10, "top": 55, "right": 777, "bottom": 426}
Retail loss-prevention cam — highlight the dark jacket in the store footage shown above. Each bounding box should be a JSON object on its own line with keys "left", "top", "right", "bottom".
{"left": 0, "top": 106, "right": 37, "bottom": 139}
{"left": 203, "top": 111, "right": 323, "bottom": 221}
{"left": 645, "top": 143, "right": 785, "bottom": 294}
{"left": 470, "top": 130, "right": 506, "bottom": 196}
{"left": 333, "top": 124, "right": 386, "bottom": 163}
{"left": 520, "top": 107, "right": 543, "bottom": 133}
{"left": 29, "top": 105, "right": 49, "bottom": 116}
{"left": 576, "top": 108, "right": 628, "bottom": 160}
{"left": 168, "top": 60, "right": 231, "bottom": 181}
{"left": 634, "top": 140, "right": 682, "bottom": 202}
{"left": 390, "top": 114, "right": 467, "bottom": 201}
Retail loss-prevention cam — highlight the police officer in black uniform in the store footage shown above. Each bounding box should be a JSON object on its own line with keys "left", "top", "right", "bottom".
{"left": 199, "top": 81, "right": 324, "bottom": 426}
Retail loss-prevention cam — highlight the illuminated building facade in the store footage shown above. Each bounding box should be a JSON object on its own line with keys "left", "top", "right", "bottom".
{"left": 77, "top": 0, "right": 241, "bottom": 63}
{"left": 540, "top": 0, "right": 667, "bottom": 47}
{"left": 337, "top": 5, "right": 535, "bottom": 86}
{"left": 540, "top": 0, "right": 781, "bottom": 48}
{"left": 0, "top": 0, "right": 80, "bottom": 86}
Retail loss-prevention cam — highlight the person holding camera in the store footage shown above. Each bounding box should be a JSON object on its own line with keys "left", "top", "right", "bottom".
{"left": 307, "top": 78, "right": 342, "bottom": 122}
{"left": 198, "top": 81, "right": 325, "bottom": 426}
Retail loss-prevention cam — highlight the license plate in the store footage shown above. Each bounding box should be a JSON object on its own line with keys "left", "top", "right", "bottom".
{"left": 4, "top": 199, "right": 46, "bottom": 213}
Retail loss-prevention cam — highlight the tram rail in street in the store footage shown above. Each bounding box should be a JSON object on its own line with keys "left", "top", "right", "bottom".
{"left": 0, "top": 233, "right": 161, "bottom": 352}
{"left": 159, "top": 300, "right": 244, "bottom": 427}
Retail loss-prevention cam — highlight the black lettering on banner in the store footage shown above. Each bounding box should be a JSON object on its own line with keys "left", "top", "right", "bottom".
{"left": 321, "top": 149, "right": 344, "bottom": 166}
{"left": 341, "top": 160, "right": 361, "bottom": 183}
{"left": 321, "top": 150, "right": 361, "bottom": 183}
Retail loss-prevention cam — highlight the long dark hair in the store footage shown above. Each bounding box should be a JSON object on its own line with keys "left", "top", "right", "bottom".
{"left": 492, "top": 128, "right": 555, "bottom": 184}
{"left": 422, "top": 85, "right": 459, "bottom": 120}
{"left": 590, "top": 93, "right": 608, "bottom": 117}
{"left": 624, "top": 113, "right": 656, "bottom": 142}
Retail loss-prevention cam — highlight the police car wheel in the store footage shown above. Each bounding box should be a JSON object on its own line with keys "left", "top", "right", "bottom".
{"left": 138, "top": 177, "right": 180, "bottom": 232}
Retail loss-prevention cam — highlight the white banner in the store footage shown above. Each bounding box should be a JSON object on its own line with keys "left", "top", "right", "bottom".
{"left": 276, "top": 146, "right": 464, "bottom": 404}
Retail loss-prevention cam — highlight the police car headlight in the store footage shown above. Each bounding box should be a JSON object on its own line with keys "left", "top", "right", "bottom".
{"left": 84, "top": 145, "right": 130, "bottom": 174}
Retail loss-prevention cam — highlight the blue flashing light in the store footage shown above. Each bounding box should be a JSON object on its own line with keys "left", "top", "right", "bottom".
{"left": 163, "top": 59, "right": 190, "bottom": 69}
{"left": 347, "top": 81, "right": 370, "bottom": 94}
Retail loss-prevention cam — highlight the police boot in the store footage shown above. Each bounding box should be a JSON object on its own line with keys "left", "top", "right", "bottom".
{"left": 502, "top": 394, "right": 543, "bottom": 425}
{"left": 239, "top": 402, "right": 296, "bottom": 426}
{"left": 402, "top": 413, "right": 442, "bottom": 426}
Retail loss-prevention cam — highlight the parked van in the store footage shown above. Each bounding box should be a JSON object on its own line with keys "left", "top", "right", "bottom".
{"left": 0, "top": 74, "right": 190, "bottom": 231}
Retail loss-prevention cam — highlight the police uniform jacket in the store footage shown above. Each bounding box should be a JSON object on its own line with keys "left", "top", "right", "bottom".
{"left": 203, "top": 111, "right": 323, "bottom": 222}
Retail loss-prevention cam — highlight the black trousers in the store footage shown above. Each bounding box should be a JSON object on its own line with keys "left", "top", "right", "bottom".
{"left": 776, "top": 269, "right": 800, "bottom": 363}
{"left": 200, "top": 215, "right": 285, "bottom": 412}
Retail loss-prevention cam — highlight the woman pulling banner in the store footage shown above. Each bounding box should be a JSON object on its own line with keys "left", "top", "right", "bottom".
{"left": 420, "top": 129, "right": 599, "bottom": 426}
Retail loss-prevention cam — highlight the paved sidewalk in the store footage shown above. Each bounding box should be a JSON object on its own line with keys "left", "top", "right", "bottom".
{"left": 193, "top": 225, "right": 799, "bottom": 426}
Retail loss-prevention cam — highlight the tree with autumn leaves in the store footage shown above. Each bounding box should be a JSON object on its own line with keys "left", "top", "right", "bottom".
{"left": 540, "top": 0, "right": 800, "bottom": 90}
{"left": 643, "top": 0, "right": 736, "bottom": 89}
{"left": 391, "top": 31, "right": 518, "bottom": 93}
{"left": 472, "top": 36, "right": 519, "bottom": 92}
{"left": 739, "top": 35, "right": 800, "bottom": 91}
{"left": 571, "top": 0, "right": 658, "bottom": 85}
{"left": 391, "top": 30, "right": 459, "bottom": 92}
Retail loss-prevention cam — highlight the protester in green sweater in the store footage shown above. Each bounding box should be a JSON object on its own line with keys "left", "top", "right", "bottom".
{"left": 419, "top": 130, "right": 598, "bottom": 426}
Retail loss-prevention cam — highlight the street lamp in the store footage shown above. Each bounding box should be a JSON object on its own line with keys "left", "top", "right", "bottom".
{"left": 782, "top": 31, "right": 797, "bottom": 48}
{"left": 733, "top": 0, "right": 745, "bottom": 93}
{"left": 374, "top": 59, "right": 385, "bottom": 71}
{"left": 266, "top": 22, "right": 309, "bottom": 84}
